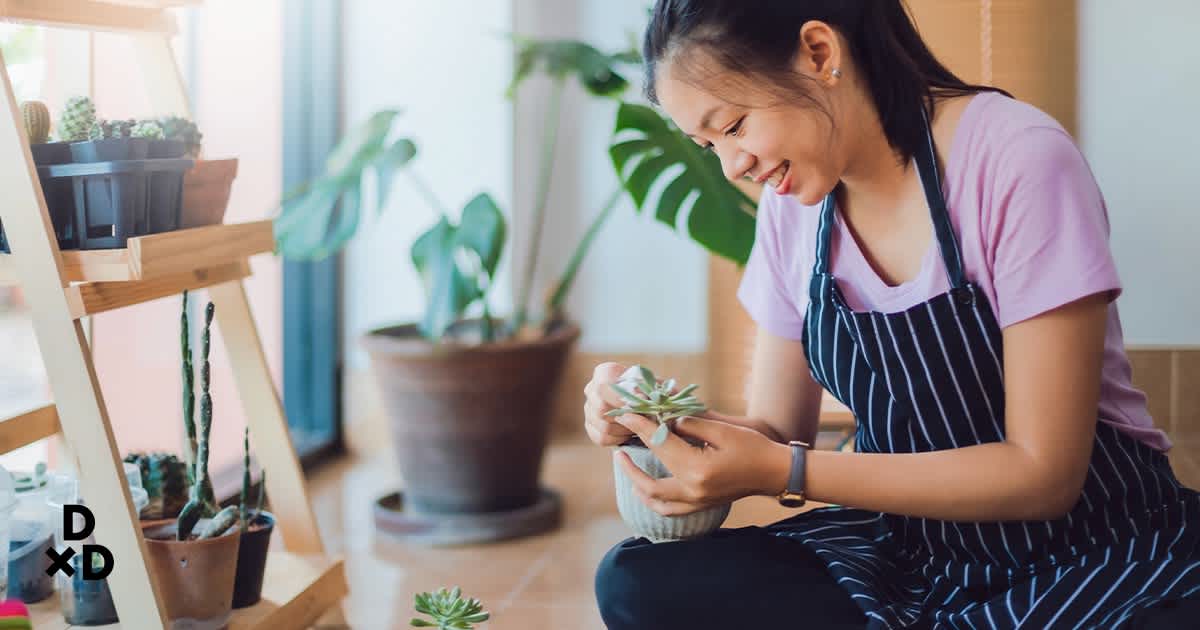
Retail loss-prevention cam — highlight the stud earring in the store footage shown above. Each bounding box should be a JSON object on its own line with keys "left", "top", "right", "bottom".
{"left": 830, "top": 68, "right": 842, "bottom": 79}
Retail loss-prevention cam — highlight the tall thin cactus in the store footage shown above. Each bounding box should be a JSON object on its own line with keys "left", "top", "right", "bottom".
{"left": 181, "top": 292, "right": 197, "bottom": 478}
{"left": 178, "top": 302, "right": 220, "bottom": 540}
{"left": 239, "top": 427, "right": 250, "bottom": 534}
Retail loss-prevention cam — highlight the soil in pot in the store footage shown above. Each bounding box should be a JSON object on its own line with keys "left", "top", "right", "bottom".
{"left": 363, "top": 320, "right": 580, "bottom": 515}
{"left": 143, "top": 520, "right": 241, "bottom": 629}
{"left": 59, "top": 552, "right": 118, "bottom": 626}
{"left": 613, "top": 440, "right": 730, "bottom": 543}
{"left": 231, "top": 512, "right": 274, "bottom": 609}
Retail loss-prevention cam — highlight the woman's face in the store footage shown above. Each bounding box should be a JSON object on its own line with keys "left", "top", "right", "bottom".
{"left": 654, "top": 27, "right": 851, "bottom": 207}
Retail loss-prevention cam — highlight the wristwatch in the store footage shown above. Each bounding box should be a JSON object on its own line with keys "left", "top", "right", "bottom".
{"left": 776, "top": 440, "right": 810, "bottom": 508}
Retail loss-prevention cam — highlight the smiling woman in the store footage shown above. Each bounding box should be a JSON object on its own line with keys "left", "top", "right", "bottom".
{"left": 587, "top": 1, "right": 1200, "bottom": 629}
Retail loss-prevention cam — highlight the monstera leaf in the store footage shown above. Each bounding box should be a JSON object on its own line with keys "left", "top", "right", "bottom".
{"left": 508, "top": 36, "right": 635, "bottom": 98}
{"left": 609, "top": 103, "right": 757, "bottom": 265}
{"left": 411, "top": 193, "right": 506, "bottom": 340}
{"left": 274, "top": 109, "right": 417, "bottom": 259}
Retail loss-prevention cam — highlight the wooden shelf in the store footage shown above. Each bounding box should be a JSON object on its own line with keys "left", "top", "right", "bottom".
{"left": 65, "top": 259, "right": 251, "bottom": 318}
{"left": 0, "top": 404, "right": 61, "bottom": 454}
{"left": 0, "top": 220, "right": 274, "bottom": 284}
{"left": 0, "top": 0, "right": 180, "bottom": 33}
{"left": 28, "top": 552, "right": 347, "bottom": 630}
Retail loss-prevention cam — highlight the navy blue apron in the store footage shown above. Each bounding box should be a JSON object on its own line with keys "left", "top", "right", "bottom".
{"left": 770, "top": 109, "right": 1200, "bottom": 628}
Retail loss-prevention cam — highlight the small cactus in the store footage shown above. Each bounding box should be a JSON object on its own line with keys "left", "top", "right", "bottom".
{"left": 124, "top": 452, "right": 189, "bottom": 519}
{"left": 58, "top": 96, "right": 97, "bottom": 142}
{"left": 199, "top": 505, "right": 239, "bottom": 539}
{"left": 178, "top": 302, "right": 217, "bottom": 541}
{"left": 158, "top": 115, "right": 202, "bottom": 158}
{"left": 20, "top": 101, "right": 50, "bottom": 144}
{"left": 131, "top": 120, "right": 164, "bottom": 139}
{"left": 88, "top": 118, "right": 137, "bottom": 140}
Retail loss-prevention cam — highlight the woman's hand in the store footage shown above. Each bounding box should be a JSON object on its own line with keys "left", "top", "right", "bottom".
{"left": 612, "top": 413, "right": 790, "bottom": 516}
{"left": 583, "top": 362, "right": 639, "bottom": 447}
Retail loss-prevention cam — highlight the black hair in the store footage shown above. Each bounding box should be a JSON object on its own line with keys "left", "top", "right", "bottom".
{"left": 643, "top": 0, "right": 1012, "bottom": 166}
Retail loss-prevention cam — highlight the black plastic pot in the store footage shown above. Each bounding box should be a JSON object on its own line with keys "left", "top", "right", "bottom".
{"left": 59, "top": 554, "right": 118, "bottom": 626}
{"left": 70, "top": 138, "right": 150, "bottom": 163}
{"left": 147, "top": 139, "right": 186, "bottom": 159}
{"left": 7, "top": 529, "right": 55, "bottom": 603}
{"left": 0, "top": 142, "right": 79, "bottom": 253}
{"left": 232, "top": 512, "right": 275, "bottom": 609}
{"left": 38, "top": 159, "right": 194, "bottom": 249}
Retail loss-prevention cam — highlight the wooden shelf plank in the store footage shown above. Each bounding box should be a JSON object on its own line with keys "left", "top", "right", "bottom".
{"left": 28, "top": 552, "right": 346, "bottom": 630}
{"left": 0, "top": 220, "right": 275, "bottom": 283}
{"left": 0, "top": 0, "right": 178, "bottom": 33}
{"left": 64, "top": 259, "right": 250, "bottom": 318}
{"left": 0, "top": 404, "right": 61, "bottom": 454}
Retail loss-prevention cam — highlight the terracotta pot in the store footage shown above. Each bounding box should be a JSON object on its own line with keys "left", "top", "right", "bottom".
{"left": 143, "top": 521, "right": 241, "bottom": 627}
{"left": 362, "top": 320, "right": 580, "bottom": 514}
{"left": 231, "top": 512, "right": 274, "bottom": 609}
{"left": 181, "top": 158, "right": 238, "bottom": 229}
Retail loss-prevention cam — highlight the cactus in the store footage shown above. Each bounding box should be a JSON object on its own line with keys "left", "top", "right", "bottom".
{"left": 58, "top": 96, "right": 97, "bottom": 142}
{"left": 158, "top": 115, "right": 202, "bottom": 158}
{"left": 124, "top": 452, "right": 189, "bottom": 519}
{"left": 181, "top": 292, "right": 198, "bottom": 479}
{"left": 131, "top": 120, "right": 164, "bottom": 139}
{"left": 88, "top": 118, "right": 138, "bottom": 140}
{"left": 178, "top": 302, "right": 217, "bottom": 541}
{"left": 199, "top": 505, "right": 239, "bottom": 539}
{"left": 239, "top": 427, "right": 251, "bottom": 534}
{"left": 20, "top": 101, "right": 50, "bottom": 144}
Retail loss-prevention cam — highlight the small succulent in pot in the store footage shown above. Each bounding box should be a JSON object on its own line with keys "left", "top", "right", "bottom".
{"left": 57, "top": 96, "right": 96, "bottom": 142}
{"left": 130, "top": 120, "right": 165, "bottom": 139}
{"left": 606, "top": 365, "right": 706, "bottom": 447}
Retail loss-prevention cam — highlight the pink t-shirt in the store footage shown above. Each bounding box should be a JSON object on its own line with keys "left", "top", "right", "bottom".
{"left": 737, "top": 92, "right": 1170, "bottom": 451}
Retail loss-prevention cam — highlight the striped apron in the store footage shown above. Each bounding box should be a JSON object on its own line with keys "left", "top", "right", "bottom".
{"left": 770, "top": 112, "right": 1200, "bottom": 629}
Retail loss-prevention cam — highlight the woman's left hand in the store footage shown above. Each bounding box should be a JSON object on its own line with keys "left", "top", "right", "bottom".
{"left": 612, "top": 413, "right": 789, "bottom": 516}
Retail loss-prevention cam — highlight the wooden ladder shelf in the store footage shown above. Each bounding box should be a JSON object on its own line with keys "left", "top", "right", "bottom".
{"left": 0, "top": 2, "right": 348, "bottom": 627}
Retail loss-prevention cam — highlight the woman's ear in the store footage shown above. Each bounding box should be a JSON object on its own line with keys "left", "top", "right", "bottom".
{"left": 797, "top": 20, "right": 843, "bottom": 85}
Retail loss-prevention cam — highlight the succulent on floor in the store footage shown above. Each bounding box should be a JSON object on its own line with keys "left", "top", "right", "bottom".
{"left": 605, "top": 365, "right": 706, "bottom": 446}
{"left": 410, "top": 587, "right": 489, "bottom": 629}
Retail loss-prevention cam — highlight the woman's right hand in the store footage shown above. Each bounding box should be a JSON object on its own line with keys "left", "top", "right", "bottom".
{"left": 583, "top": 362, "right": 639, "bottom": 447}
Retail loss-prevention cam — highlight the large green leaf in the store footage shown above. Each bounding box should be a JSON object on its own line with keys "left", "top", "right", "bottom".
{"left": 454, "top": 193, "right": 506, "bottom": 279}
{"left": 411, "top": 218, "right": 481, "bottom": 339}
{"left": 274, "top": 110, "right": 418, "bottom": 260}
{"left": 508, "top": 37, "right": 634, "bottom": 99}
{"left": 609, "top": 103, "right": 757, "bottom": 265}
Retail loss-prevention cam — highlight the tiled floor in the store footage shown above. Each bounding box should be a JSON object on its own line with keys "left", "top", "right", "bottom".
{"left": 310, "top": 420, "right": 1200, "bottom": 630}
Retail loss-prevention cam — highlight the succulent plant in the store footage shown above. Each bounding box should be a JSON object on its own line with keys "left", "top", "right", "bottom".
{"left": 410, "top": 587, "right": 490, "bottom": 629}
{"left": 606, "top": 365, "right": 706, "bottom": 447}
{"left": 178, "top": 292, "right": 217, "bottom": 515}
{"left": 88, "top": 118, "right": 137, "bottom": 140}
{"left": 177, "top": 301, "right": 217, "bottom": 541}
{"left": 198, "top": 505, "right": 238, "bottom": 539}
{"left": 131, "top": 120, "right": 165, "bottom": 139}
{"left": 123, "top": 452, "right": 189, "bottom": 519}
{"left": 20, "top": 101, "right": 50, "bottom": 144}
{"left": 58, "top": 96, "right": 96, "bottom": 142}
{"left": 158, "top": 115, "right": 202, "bottom": 158}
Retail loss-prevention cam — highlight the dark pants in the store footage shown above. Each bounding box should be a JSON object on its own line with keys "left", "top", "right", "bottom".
{"left": 594, "top": 526, "right": 1200, "bottom": 630}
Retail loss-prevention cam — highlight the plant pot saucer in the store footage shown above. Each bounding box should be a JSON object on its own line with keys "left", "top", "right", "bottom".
{"left": 373, "top": 486, "right": 562, "bottom": 547}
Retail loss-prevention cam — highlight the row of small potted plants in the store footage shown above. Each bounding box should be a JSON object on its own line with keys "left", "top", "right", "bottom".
{"left": 0, "top": 96, "right": 237, "bottom": 253}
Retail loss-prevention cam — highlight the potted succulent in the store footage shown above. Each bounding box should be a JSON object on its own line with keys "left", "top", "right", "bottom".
{"left": 141, "top": 300, "right": 241, "bottom": 628}
{"left": 410, "top": 587, "right": 490, "bottom": 629}
{"left": 122, "top": 451, "right": 189, "bottom": 525}
{"left": 4, "top": 100, "right": 79, "bottom": 252}
{"left": 71, "top": 116, "right": 149, "bottom": 162}
{"left": 273, "top": 41, "right": 638, "bottom": 524}
{"left": 163, "top": 116, "right": 240, "bottom": 229}
{"left": 231, "top": 428, "right": 273, "bottom": 609}
{"left": 608, "top": 365, "right": 730, "bottom": 543}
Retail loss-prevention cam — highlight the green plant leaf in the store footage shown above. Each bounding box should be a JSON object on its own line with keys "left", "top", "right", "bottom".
{"left": 610, "top": 103, "right": 757, "bottom": 264}
{"left": 412, "top": 218, "right": 481, "bottom": 339}
{"left": 410, "top": 619, "right": 435, "bottom": 627}
{"left": 325, "top": 109, "right": 401, "bottom": 175}
{"left": 651, "top": 422, "right": 670, "bottom": 446}
{"left": 637, "top": 365, "right": 656, "bottom": 387}
{"left": 608, "top": 383, "right": 645, "bottom": 405}
{"left": 273, "top": 177, "right": 348, "bottom": 259}
{"left": 508, "top": 37, "right": 633, "bottom": 98}
{"left": 375, "top": 138, "right": 418, "bottom": 210}
{"left": 454, "top": 193, "right": 506, "bottom": 279}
